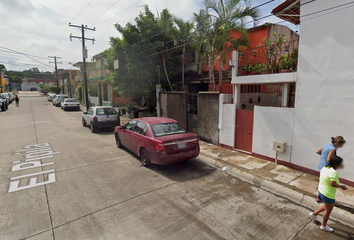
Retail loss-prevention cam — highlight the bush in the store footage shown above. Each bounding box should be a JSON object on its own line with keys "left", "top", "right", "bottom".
{"left": 39, "top": 84, "right": 50, "bottom": 93}
{"left": 49, "top": 86, "right": 61, "bottom": 94}
{"left": 125, "top": 103, "right": 139, "bottom": 113}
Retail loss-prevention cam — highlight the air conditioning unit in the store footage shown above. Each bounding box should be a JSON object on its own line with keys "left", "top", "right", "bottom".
{"left": 273, "top": 141, "right": 287, "bottom": 153}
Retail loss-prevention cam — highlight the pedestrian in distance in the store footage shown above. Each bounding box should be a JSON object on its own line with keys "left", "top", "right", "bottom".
{"left": 315, "top": 136, "right": 346, "bottom": 203}
{"left": 14, "top": 95, "right": 20, "bottom": 107}
{"left": 309, "top": 156, "right": 347, "bottom": 233}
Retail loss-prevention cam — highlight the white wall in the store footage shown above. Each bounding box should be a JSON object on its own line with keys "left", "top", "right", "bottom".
{"left": 252, "top": 106, "right": 295, "bottom": 162}
{"left": 89, "top": 96, "right": 99, "bottom": 106}
{"left": 290, "top": 0, "right": 354, "bottom": 180}
{"left": 219, "top": 104, "right": 236, "bottom": 147}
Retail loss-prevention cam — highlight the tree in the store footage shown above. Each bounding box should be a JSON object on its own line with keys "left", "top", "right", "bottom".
{"left": 0, "top": 64, "right": 6, "bottom": 72}
{"left": 194, "top": 0, "right": 260, "bottom": 91}
{"left": 194, "top": 9, "right": 219, "bottom": 91}
{"left": 106, "top": 5, "right": 179, "bottom": 109}
{"left": 158, "top": 9, "right": 176, "bottom": 91}
{"left": 174, "top": 17, "right": 195, "bottom": 91}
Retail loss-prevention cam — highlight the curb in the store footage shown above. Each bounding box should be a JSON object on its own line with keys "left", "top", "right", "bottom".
{"left": 197, "top": 153, "right": 354, "bottom": 227}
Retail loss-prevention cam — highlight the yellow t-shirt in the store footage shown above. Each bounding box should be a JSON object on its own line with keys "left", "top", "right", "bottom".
{"left": 318, "top": 166, "right": 339, "bottom": 200}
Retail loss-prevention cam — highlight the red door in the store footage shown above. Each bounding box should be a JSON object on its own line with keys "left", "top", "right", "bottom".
{"left": 235, "top": 110, "right": 254, "bottom": 152}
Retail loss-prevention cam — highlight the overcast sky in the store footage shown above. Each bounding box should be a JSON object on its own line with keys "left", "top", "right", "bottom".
{"left": 0, "top": 0, "right": 295, "bottom": 72}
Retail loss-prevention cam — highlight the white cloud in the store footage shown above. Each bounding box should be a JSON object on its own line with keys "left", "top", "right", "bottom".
{"left": 0, "top": 0, "right": 295, "bottom": 71}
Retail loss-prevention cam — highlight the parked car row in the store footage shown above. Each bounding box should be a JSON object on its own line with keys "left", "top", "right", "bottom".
{"left": 0, "top": 92, "right": 15, "bottom": 112}
{"left": 80, "top": 106, "right": 199, "bottom": 167}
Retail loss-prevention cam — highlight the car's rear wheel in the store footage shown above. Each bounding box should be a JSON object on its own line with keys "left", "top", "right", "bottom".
{"left": 91, "top": 123, "right": 97, "bottom": 133}
{"left": 1, "top": 104, "right": 6, "bottom": 111}
{"left": 115, "top": 134, "right": 122, "bottom": 148}
{"left": 63, "top": 107, "right": 66, "bottom": 111}
{"left": 82, "top": 118, "right": 87, "bottom": 127}
{"left": 140, "top": 148, "right": 150, "bottom": 167}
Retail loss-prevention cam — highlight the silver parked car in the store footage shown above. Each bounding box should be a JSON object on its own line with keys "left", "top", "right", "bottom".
{"left": 53, "top": 95, "right": 68, "bottom": 107}
{"left": 82, "top": 106, "right": 120, "bottom": 133}
{"left": 47, "top": 93, "right": 56, "bottom": 102}
{"left": 61, "top": 98, "right": 80, "bottom": 111}
{"left": 7, "top": 92, "right": 14, "bottom": 103}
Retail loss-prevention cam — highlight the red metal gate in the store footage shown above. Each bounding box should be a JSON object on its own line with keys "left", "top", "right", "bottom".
{"left": 235, "top": 109, "right": 254, "bottom": 152}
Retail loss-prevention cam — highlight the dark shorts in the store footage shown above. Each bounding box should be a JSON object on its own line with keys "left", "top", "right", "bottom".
{"left": 318, "top": 191, "right": 335, "bottom": 204}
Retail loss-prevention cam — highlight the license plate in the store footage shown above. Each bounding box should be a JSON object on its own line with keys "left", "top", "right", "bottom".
{"left": 177, "top": 142, "right": 186, "bottom": 149}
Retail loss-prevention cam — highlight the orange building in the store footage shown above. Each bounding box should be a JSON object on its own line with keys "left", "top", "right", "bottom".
{"left": 185, "top": 23, "right": 299, "bottom": 92}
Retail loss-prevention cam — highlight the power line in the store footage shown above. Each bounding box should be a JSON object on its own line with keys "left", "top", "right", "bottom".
{"left": 71, "top": 0, "right": 95, "bottom": 22}
{"left": 98, "top": 0, "right": 142, "bottom": 26}
{"left": 55, "top": 0, "right": 95, "bottom": 52}
{"left": 0, "top": 46, "right": 48, "bottom": 60}
{"left": 147, "top": 0, "right": 351, "bottom": 61}
{"left": 139, "top": 0, "right": 277, "bottom": 55}
{"left": 88, "top": 0, "right": 122, "bottom": 24}
{"left": 0, "top": 45, "right": 53, "bottom": 68}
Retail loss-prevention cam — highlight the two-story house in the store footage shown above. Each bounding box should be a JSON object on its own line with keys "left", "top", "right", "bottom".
{"left": 219, "top": 0, "right": 354, "bottom": 185}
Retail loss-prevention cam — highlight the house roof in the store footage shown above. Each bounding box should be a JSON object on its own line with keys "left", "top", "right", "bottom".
{"left": 271, "top": 0, "right": 300, "bottom": 25}
{"left": 92, "top": 52, "right": 105, "bottom": 60}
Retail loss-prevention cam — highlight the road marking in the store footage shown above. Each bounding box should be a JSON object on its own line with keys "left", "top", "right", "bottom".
{"left": 8, "top": 143, "right": 60, "bottom": 193}
{"left": 11, "top": 169, "right": 55, "bottom": 180}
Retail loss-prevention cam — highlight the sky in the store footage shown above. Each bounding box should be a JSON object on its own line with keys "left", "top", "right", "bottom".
{"left": 0, "top": 0, "right": 296, "bottom": 72}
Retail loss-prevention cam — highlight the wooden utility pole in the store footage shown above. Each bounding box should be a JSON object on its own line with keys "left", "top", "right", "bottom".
{"left": 69, "top": 23, "right": 95, "bottom": 111}
{"left": 49, "top": 56, "right": 62, "bottom": 94}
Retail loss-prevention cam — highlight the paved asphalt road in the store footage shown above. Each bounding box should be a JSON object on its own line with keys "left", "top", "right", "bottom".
{"left": 0, "top": 96, "right": 353, "bottom": 240}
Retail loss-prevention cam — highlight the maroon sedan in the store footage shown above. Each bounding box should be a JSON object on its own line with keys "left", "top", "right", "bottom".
{"left": 114, "top": 117, "right": 200, "bottom": 167}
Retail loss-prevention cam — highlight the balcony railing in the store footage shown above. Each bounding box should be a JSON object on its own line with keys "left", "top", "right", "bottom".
{"left": 237, "top": 40, "right": 299, "bottom": 76}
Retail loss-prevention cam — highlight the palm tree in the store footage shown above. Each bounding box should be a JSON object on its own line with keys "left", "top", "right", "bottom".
{"left": 174, "top": 17, "right": 194, "bottom": 91}
{"left": 194, "top": 9, "right": 219, "bottom": 91}
{"left": 158, "top": 9, "right": 175, "bottom": 91}
{"left": 195, "top": 0, "right": 260, "bottom": 92}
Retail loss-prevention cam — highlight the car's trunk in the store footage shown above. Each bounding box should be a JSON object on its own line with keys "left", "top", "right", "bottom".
{"left": 157, "top": 133, "right": 198, "bottom": 155}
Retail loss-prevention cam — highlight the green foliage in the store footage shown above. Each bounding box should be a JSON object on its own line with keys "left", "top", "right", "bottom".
{"left": 125, "top": 103, "right": 139, "bottom": 113}
{"left": 89, "top": 82, "right": 98, "bottom": 97}
{"left": 49, "top": 86, "right": 61, "bottom": 94}
{"left": 39, "top": 84, "right": 50, "bottom": 93}
{"left": 106, "top": 5, "right": 179, "bottom": 102}
{"left": 194, "top": 0, "right": 260, "bottom": 91}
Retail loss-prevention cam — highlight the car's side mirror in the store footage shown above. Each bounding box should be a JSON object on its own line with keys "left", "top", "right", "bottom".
{"left": 83, "top": 112, "right": 88, "bottom": 115}
{"left": 120, "top": 125, "right": 126, "bottom": 129}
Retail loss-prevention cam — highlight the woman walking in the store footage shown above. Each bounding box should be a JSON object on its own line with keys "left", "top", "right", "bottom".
{"left": 309, "top": 156, "right": 347, "bottom": 233}
{"left": 14, "top": 95, "right": 20, "bottom": 107}
{"left": 315, "top": 136, "right": 345, "bottom": 202}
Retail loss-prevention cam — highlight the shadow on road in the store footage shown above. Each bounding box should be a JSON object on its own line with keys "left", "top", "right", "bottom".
{"left": 147, "top": 158, "right": 216, "bottom": 183}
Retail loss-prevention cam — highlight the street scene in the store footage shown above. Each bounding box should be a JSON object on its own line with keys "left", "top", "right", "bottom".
{"left": 1, "top": 0, "right": 354, "bottom": 239}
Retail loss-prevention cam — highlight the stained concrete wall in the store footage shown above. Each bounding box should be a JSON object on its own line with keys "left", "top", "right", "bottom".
{"left": 289, "top": 0, "right": 354, "bottom": 181}
{"left": 160, "top": 92, "right": 188, "bottom": 128}
{"left": 252, "top": 106, "right": 295, "bottom": 162}
{"left": 198, "top": 92, "right": 219, "bottom": 144}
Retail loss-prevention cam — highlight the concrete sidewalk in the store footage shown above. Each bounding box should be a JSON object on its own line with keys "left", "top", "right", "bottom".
{"left": 197, "top": 141, "right": 354, "bottom": 227}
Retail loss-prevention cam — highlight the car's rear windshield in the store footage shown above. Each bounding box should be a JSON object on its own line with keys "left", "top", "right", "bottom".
{"left": 151, "top": 122, "right": 187, "bottom": 137}
{"left": 96, "top": 108, "right": 117, "bottom": 115}
{"left": 65, "top": 99, "right": 77, "bottom": 102}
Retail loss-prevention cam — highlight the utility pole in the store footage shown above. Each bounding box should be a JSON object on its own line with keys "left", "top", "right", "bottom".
{"left": 49, "top": 56, "right": 62, "bottom": 94}
{"left": 69, "top": 23, "right": 95, "bottom": 111}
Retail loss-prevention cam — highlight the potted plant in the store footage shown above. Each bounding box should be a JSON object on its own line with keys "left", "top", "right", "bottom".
{"left": 280, "top": 54, "right": 292, "bottom": 73}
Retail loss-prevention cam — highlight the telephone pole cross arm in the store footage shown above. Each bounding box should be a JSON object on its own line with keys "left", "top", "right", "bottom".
{"left": 69, "top": 23, "right": 95, "bottom": 111}
{"left": 49, "top": 56, "right": 62, "bottom": 94}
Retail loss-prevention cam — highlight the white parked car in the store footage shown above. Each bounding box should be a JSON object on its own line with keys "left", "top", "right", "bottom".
{"left": 82, "top": 106, "right": 120, "bottom": 133}
{"left": 47, "top": 93, "right": 57, "bottom": 102}
{"left": 53, "top": 95, "right": 68, "bottom": 107}
{"left": 61, "top": 98, "right": 81, "bottom": 111}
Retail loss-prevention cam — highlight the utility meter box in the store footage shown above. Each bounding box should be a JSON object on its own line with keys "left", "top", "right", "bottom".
{"left": 273, "top": 141, "right": 287, "bottom": 153}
